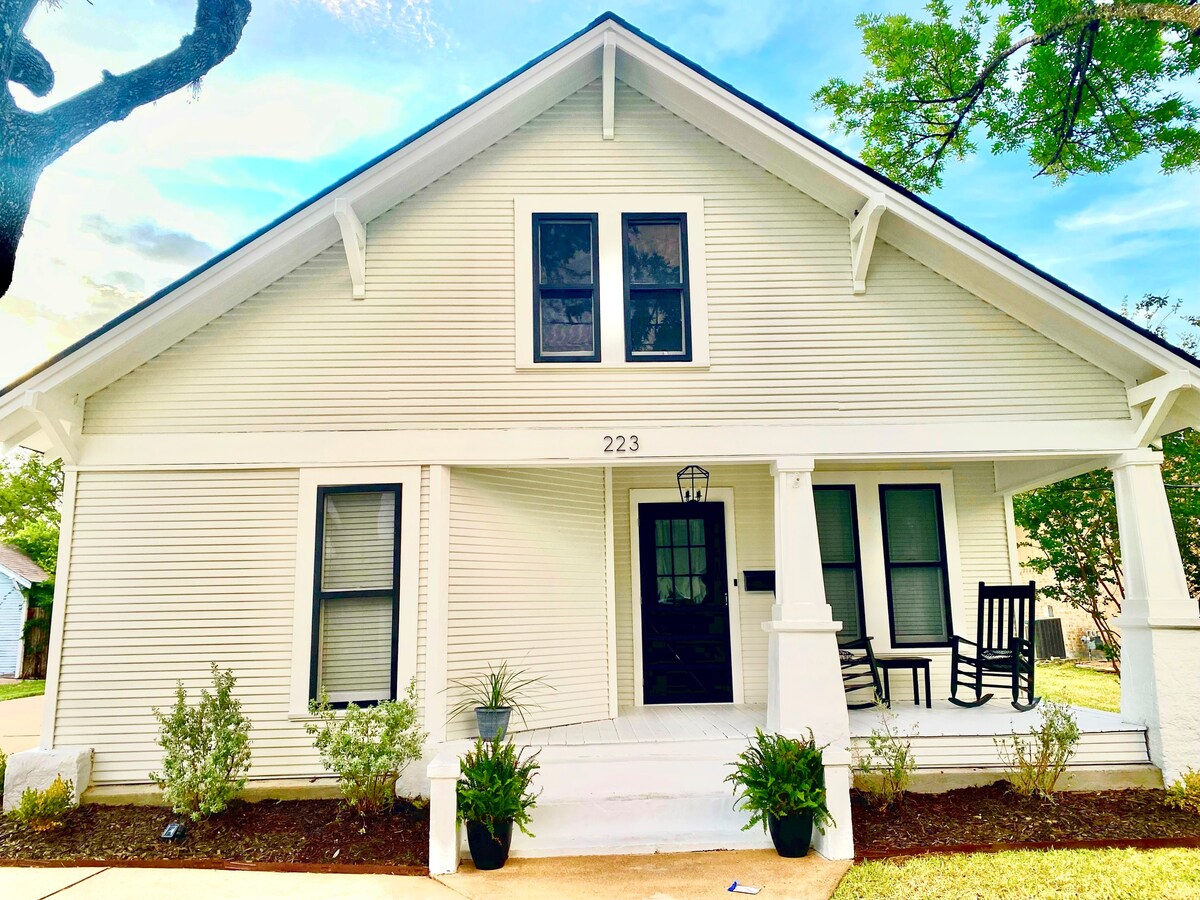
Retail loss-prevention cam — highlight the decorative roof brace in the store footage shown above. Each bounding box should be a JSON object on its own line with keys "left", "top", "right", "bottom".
{"left": 849, "top": 195, "right": 885, "bottom": 295}
{"left": 333, "top": 197, "right": 366, "bottom": 299}
{"left": 22, "top": 390, "right": 82, "bottom": 464}
{"left": 1127, "top": 371, "right": 1200, "bottom": 447}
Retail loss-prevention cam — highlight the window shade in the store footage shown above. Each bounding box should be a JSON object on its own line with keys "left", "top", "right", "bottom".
{"left": 319, "top": 595, "right": 393, "bottom": 700}
{"left": 880, "top": 485, "right": 951, "bottom": 645}
{"left": 322, "top": 491, "right": 396, "bottom": 592}
{"left": 814, "top": 486, "right": 863, "bottom": 640}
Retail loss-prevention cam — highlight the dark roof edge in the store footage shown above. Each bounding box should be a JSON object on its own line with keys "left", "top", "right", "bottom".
{"left": 4, "top": 10, "right": 1196, "bottom": 399}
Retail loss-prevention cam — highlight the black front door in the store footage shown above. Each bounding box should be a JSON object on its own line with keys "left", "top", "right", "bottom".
{"left": 638, "top": 502, "right": 733, "bottom": 704}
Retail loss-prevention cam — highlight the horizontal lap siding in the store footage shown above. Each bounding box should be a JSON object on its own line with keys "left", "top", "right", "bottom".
{"left": 84, "top": 82, "right": 1126, "bottom": 434}
{"left": 56, "top": 470, "right": 324, "bottom": 785}
{"left": 446, "top": 468, "right": 608, "bottom": 739}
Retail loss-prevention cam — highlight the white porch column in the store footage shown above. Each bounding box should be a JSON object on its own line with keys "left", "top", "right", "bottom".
{"left": 1110, "top": 450, "right": 1200, "bottom": 784}
{"left": 764, "top": 457, "right": 853, "bottom": 860}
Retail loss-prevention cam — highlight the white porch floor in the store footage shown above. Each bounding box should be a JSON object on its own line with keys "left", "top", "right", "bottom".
{"left": 509, "top": 701, "right": 1151, "bottom": 768}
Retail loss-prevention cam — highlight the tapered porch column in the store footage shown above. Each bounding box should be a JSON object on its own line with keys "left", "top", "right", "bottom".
{"left": 764, "top": 457, "right": 853, "bottom": 859}
{"left": 1110, "top": 450, "right": 1200, "bottom": 783}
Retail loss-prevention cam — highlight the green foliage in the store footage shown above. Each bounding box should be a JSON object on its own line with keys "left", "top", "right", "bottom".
{"left": 1164, "top": 768, "right": 1200, "bottom": 816}
{"left": 814, "top": 1, "right": 1200, "bottom": 191}
{"left": 726, "top": 728, "right": 835, "bottom": 833}
{"left": 447, "top": 661, "right": 551, "bottom": 728}
{"left": 307, "top": 678, "right": 427, "bottom": 816}
{"left": 0, "top": 748, "right": 6, "bottom": 799}
{"left": 150, "top": 663, "right": 252, "bottom": 821}
{"left": 456, "top": 736, "right": 541, "bottom": 837}
{"left": 7, "top": 776, "right": 74, "bottom": 831}
{"left": 995, "top": 701, "right": 1081, "bottom": 798}
{"left": 0, "top": 451, "right": 62, "bottom": 540}
{"left": 853, "top": 706, "right": 917, "bottom": 810}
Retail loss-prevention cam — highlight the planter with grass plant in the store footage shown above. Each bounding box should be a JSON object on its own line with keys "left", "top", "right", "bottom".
{"left": 456, "top": 736, "right": 540, "bottom": 870}
{"left": 448, "top": 662, "right": 549, "bottom": 740}
{"left": 726, "top": 727, "right": 834, "bottom": 858}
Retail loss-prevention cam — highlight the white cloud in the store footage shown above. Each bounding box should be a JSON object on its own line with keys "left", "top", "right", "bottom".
{"left": 301, "top": 0, "right": 441, "bottom": 45}
{"left": 1057, "top": 195, "right": 1195, "bottom": 234}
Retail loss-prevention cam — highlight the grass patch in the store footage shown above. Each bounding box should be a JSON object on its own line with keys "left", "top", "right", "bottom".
{"left": 0, "top": 679, "right": 45, "bottom": 702}
{"left": 1036, "top": 661, "right": 1119, "bottom": 712}
{"left": 835, "top": 848, "right": 1200, "bottom": 899}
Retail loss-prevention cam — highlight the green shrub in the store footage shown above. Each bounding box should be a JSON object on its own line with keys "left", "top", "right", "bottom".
{"left": 0, "top": 748, "right": 6, "bottom": 799}
{"left": 307, "top": 678, "right": 427, "bottom": 816}
{"left": 8, "top": 776, "right": 74, "bottom": 831}
{"left": 1165, "top": 769, "right": 1200, "bottom": 816}
{"left": 150, "top": 663, "right": 252, "bottom": 821}
{"left": 853, "top": 705, "right": 917, "bottom": 810}
{"left": 726, "top": 728, "right": 835, "bottom": 833}
{"left": 456, "top": 736, "right": 541, "bottom": 837}
{"left": 994, "top": 701, "right": 1080, "bottom": 799}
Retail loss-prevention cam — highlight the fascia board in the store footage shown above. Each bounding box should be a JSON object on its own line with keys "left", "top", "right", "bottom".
{"left": 0, "top": 30, "right": 606, "bottom": 418}
{"left": 0, "top": 564, "right": 32, "bottom": 590}
{"left": 609, "top": 21, "right": 1194, "bottom": 386}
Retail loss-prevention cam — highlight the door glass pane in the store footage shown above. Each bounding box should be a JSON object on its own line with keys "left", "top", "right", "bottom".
{"left": 538, "top": 220, "right": 593, "bottom": 285}
{"left": 321, "top": 491, "right": 395, "bottom": 592}
{"left": 889, "top": 567, "right": 948, "bottom": 643}
{"left": 690, "top": 547, "right": 707, "bottom": 574}
{"left": 883, "top": 488, "right": 942, "bottom": 562}
{"left": 626, "top": 220, "right": 682, "bottom": 284}
{"left": 319, "top": 595, "right": 392, "bottom": 695}
{"left": 673, "top": 547, "right": 690, "bottom": 575}
{"left": 539, "top": 292, "right": 595, "bottom": 355}
{"left": 689, "top": 519, "right": 705, "bottom": 544}
{"left": 671, "top": 519, "right": 688, "bottom": 544}
{"left": 628, "top": 289, "right": 686, "bottom": 355}
{"left": 655, "top": 519, "right": 671, "bottom": 546}
{"left": 657, "top": 576, "right": 673, "bottom": 600}
{"left": 655, "top": 548, "right": 672, "bottom": 576}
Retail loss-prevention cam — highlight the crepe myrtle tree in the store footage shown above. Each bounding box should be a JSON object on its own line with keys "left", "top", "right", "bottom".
{"left": 0, "top": 0, "right": 252, "bottom": 296}
{"left": 815, "top": 0, "right": 1200, "bottom": 192}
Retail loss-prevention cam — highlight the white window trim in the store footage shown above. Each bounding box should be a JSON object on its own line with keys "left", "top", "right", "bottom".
{"left": 289, "top": 465, "right": 422, "bottom": 717}
{"left": 514, "top": 194, "right": 710, "bottom": 369}
{"left": 812, "top": 469, "right": 963, "bottom": 656}
{"left": 628, "top": 487, "right": 743, "bottom": 706}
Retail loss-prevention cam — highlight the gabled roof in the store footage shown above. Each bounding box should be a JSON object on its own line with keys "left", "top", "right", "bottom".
{"left": 2, "top": 11, "right": 1199, "bottom": 453}
{"left": 0, "top": 544, "right": 48, "bottom": 587}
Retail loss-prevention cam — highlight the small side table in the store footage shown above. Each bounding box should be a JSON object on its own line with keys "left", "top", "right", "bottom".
{"left": 877, "top": 656, "right": 932, "bottom": 709}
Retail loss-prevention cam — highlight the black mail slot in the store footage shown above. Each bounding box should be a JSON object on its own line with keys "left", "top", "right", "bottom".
{"left": 742, "top": 570, "right": 776, "bottom": 593}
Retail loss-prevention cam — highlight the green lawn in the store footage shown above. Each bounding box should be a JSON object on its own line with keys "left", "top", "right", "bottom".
{"left": 835, "top": 848, "right": 1200, "bottom": 899}
{"left": 1035, "top": 660, "right": 1120, "bottom": 712}
{"left": 0, "top": 679, "right": 45, "bottom": 702}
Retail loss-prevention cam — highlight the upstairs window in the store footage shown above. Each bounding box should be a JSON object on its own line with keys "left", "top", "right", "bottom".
{"left": 622, "top": 213, "right": 692, "bottom": 361}
{"left": 814, "top": 485, "right": 866, "bottom": 641}
{"left": 532, "top": 213, "right": 600, "bottom": 363}
{"left": 879, "top": 484, "right": 953, "bottom": 647}
{"left": 311, "top": 485, "right": 401, "bottom": 705}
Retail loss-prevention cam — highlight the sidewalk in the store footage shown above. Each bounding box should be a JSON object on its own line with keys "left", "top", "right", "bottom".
{"left": 0, "top": 694, "right": 43, "bottom": 754}
{"left": 0, "top": 850, "right": 851, "bottom": 900}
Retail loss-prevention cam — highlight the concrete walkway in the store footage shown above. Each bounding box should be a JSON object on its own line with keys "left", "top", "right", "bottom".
{"left": 0, "top": 694, "right": 43, "bottom": 754}
{"left": 0, "top": 851, "right": 851, "bottom": 900}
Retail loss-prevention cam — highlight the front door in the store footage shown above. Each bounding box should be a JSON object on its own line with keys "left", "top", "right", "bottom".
{"left": 638, "top": 502, "right": 733, "bottom": 704}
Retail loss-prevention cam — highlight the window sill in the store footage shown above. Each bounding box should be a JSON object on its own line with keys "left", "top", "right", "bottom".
{"left": 516, "top": 360, "right": 710, "bottom": 372}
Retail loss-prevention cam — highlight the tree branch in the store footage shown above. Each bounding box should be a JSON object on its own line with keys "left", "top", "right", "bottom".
{"left": 36, "top": 0, "right": 251, "bottom": 163}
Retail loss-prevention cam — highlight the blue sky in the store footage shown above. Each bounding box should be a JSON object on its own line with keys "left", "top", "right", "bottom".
{"left": 2, "top": 0, "right": 1198, "bottom": 384}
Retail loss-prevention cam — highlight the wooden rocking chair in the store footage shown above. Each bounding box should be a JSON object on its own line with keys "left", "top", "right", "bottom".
{"left": 839, "top": 636, "right": 885, "bottom": 710}
{"left": 949, "top": 581, "right": 1040, "bottom": 712}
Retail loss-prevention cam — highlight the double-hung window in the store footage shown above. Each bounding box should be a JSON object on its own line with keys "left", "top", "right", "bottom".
{"left": 814, "top": 486, "right": 867, "bottom": 641}
{"left": 310, "top": 484, "right": 402, "bottom": 705}
{"left": 532, "top": 213, "right": 600, "bottom": 362}
{"left": 879, "top": 484, "right": 953, "bottom": 647}
{"left": 622, "top": 213, "right": 691, "bottom": 361}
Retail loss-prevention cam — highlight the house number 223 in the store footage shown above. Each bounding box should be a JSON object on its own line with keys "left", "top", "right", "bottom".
{"left": 603, "top": 435, "right": 639, "bottom": 453}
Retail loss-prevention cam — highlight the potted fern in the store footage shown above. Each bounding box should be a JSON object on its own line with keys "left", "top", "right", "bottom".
{"left": 456, "top": 737, "right": 540, "bottom": 870}
{"left": 448, "top": 662, "right": 550, "bottom": 740}
{"left": 725, "top": 728, "right": 834, "bottom": 858}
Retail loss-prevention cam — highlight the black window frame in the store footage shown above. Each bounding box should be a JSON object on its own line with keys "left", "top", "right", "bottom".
{"left": 813, "top": 484, "right": 868, "bottom": 642}
{"left": 878, "top": 483, "right": 954, "bottom": 649}
{"left": 310, "top": 483, "right": 403, "bottom": 707}
{"left": 532, "top": 212, "right": 601, "bottom": 363}
{"left": 621, "top": 212, "right": 693, "bottom": 362}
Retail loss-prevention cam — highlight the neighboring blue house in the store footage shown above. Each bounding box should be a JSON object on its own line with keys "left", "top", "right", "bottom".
{"left": 0, "top": 545, "right": 47, "bottom": 678}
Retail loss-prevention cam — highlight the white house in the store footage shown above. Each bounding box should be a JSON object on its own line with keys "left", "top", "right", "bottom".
{"left": 0, "top": 544, "right": 47, "bottom": 678}
{"left": 2, "top": 13, "right": 1199, "bottom": 867}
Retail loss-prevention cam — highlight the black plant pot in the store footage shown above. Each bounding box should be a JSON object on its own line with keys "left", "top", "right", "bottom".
{"left": 466, "top": 819, "right": 513, "bottom": 870}
{"left": 767, "top": 811, "right": 814, "bottom": 858}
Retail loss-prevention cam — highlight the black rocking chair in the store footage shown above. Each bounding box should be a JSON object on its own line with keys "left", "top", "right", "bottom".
{"left": 949, "top": 581, "right": 1040, "bottom": 711}
{"left": 839, "top": 636, "right": 885, "bottom": 709}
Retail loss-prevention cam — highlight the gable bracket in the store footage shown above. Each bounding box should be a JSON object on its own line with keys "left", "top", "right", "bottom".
{"left": 602, "top": 32, "right": 617, "bottom": 140}
{"left": 22, "top": 390, "right": 83, "bottom": 464}
{"left": 849, "top": 195, "right": 885, "bottom": 294}
{"left": 1128, "top": 371, "right": 1200, "bottom": 447}
{"left": 333, "top": 197, "right": 366, "bottom": 299}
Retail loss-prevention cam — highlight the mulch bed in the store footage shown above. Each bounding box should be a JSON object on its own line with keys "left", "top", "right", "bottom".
{"left": 852, "top": 783, "right": 1200, "bottom": 859}
{"left": 0, "top": 798, "right": 428, "bottom": 872}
